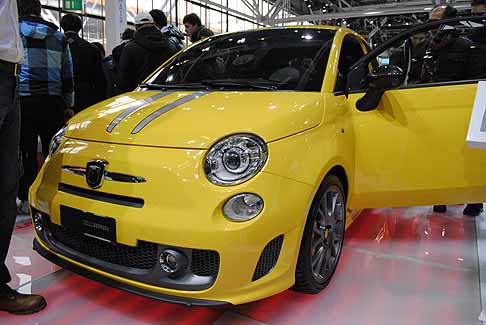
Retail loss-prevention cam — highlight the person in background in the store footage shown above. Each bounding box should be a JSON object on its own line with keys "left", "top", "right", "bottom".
{"left": 183, "top": 13, "right": 214, "bottom": 43}
{"left": 17, "top": 0, "right": 75, "bottom": 216}
{"left": 92, "top": 42, "right": 116, "bottom": 98}
{"left": 61, "top": 14, "right": 106, "bottom": 113}
{"left": 0, "top": 0, "right": 47, "bottom": 315}
{"left": 112, "top": 28, "right": 134, "bottom": 68}
{"left": 118, "top": 12, "right": 177, "bottom": 92}
{"left": 390, "top": 32, "right": 427, "bottom": 84}
{"left": 150, "top": 9, "right": 184, "bottom": 51}
{"left": 421, "top": 5, "right": 470, "bottom": 83}
{"left": 471, "top": 0, "right": 486, "bottom": 15}
{"left": 112, "top": 28, "right": 134, "bottom": 94}
{"left": 429, "top": 4, "right": 452, "bottom": 21}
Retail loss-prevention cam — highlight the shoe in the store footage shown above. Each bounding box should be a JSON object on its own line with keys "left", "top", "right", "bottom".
{"left": 17, "top": 200, "right": 30, "bottom": 215}
{"left": 463, "top": 203, "right": 483, "bottom": 217}
{"left": 0, "top": 286, "right": 46, "bottom": 315}
{"left": 433, "top": 205, "right": 447, "bottom": 213}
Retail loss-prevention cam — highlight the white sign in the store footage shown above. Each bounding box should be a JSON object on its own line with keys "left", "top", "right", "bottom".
{"left": 105, "top": 0, "right": 127, "bottom": 55}
{"left": 467, "top": 81, "right": 486, "bottom": 148}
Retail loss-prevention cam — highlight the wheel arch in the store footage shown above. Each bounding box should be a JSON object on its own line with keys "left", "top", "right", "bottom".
{"left": 325, "top": 165, "right": 348, "bottom": 199}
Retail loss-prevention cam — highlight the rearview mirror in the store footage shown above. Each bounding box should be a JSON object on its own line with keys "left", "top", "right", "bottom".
{"left": 356, "top": 65, "right": 404, "bottom": 111}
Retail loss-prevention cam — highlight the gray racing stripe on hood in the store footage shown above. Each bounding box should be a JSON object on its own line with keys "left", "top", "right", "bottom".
{"left": 106, "top": 91, "right": 175, "bottom": 133}
{"left": 131, "top": 91, "right": 210, "bottom": 134}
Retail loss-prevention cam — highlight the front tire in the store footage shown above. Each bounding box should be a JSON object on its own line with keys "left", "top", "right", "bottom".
{"left": 293, "top": 175, "right": 346, "bottom": 293}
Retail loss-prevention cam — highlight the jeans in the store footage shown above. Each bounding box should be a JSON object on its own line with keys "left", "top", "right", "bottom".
{"left": 0, "top": 70, "right": 20, "bottom": 285}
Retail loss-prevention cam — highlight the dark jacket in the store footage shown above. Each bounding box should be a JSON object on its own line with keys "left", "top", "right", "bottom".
{"left": 18, "top": 16, "right": 74, "bottom": 106}
{"left": 112, "top": 41, "right": 126, "bottom": 68}
{"left": 64, "top": 31, "right": 107, "bottom": 112}
{"left": 119, "top": 26, "right": 177, "bottom": 92}
{"left": 111, "top": 40, "right": 129, "bottom": 94}
{"left": 390, "top": 38, "right": 427, "bottom": 84}
{"left": 162, "top": 25, "right": 185, "bottom": 51}
{"left": 190, "top": 25, "right": 214, "bottom": 43}
{"left": 421, "top": 31, "right": 473, "bottom": 83}
{"left": 468, "top": 27, "right": 486, "bottom": 79}
{"left": 112, "top": 41, "right": 129, "bottom": 74}
{"left": 100, "top": 55, "right": 116, "bottom": 98}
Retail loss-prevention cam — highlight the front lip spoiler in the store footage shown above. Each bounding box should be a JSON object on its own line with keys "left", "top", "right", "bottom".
{"left": 33, "top": 238, "right": 230, "bottom": 307}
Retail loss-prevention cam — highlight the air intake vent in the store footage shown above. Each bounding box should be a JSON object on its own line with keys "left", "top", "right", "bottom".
{"left": 191, "top": 250, "right": 220, "bottom": 277}
{"left": 252, "top": 235, "right": 284, "bottom": 281}
{"left": 47, "top": 221, "right": 157, "bottom": 269}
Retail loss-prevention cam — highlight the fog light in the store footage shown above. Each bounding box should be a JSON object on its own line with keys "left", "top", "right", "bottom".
{"left": 33, "top": 212, "right": 43, "bottom": 232}
{"left": 223, "top": 193, "right": 263, "bottom": 222}
{"left": 159, "top": 249, "right": 188, "bottom": 277}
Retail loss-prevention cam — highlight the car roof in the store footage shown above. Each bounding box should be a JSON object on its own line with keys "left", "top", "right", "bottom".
{"left": 213, "top": 25, "right": 362, "bottom": 41}
{"left": 273, "top": 25, "right": 340, "bottom": 31}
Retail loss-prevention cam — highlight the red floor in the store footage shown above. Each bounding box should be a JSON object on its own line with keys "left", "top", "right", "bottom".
{"left": 2, "top": 206, "right": 481, "bottom": 324}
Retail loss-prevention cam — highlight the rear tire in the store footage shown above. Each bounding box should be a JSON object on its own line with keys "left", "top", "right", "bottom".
{"left": 293, "top": 174, "right": 346, "bottom": 293}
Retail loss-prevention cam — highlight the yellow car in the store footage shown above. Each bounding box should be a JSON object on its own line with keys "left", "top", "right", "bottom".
{"left": 30, "top": 17, "right": 486, "bottom": 306}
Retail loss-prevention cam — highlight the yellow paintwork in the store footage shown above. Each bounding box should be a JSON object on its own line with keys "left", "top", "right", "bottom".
{"left": 30, "top": 26, "right": 486, "bottom": 305}
{"left": 67, "top": 91, "right": 324, "bottom": 148}
{"left": 31, "top": 139, "right": 314, "bottom": 304}
{"left": 345, "top": 85, "right": 486, "bottom": 208}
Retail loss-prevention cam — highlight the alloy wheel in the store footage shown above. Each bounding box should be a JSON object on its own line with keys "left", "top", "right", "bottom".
{"left": 310, "top": 185, "right": 345, "bottom": 283}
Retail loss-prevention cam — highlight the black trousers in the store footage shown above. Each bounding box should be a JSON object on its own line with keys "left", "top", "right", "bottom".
{"left": 0, "top": 70, "right": 20, "bottom": 286}
{"left": 18, "top": 95, "right": 64, "bottom": 201}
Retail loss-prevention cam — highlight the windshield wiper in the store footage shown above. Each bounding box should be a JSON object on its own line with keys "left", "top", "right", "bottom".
{"left": 201, "top": 79, "right": 278, "bottom": 91}
{"left": 139, "top": 83, "right": 207, "bottom": 90}
{"left": 140, "top": 80, "right": 278, "bottom": 91}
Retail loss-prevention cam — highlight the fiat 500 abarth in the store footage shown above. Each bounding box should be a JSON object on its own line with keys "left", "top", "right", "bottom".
{"left": 31, "top": 18, "right": 486, "bottom": 306}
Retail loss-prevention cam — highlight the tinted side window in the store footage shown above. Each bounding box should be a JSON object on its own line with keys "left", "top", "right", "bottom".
{"left": 335, "top": 36, "right": 366, "bottom": 92}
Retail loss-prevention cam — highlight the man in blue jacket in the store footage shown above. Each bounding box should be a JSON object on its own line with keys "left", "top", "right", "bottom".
{"left": 16, "top": 0, "right": 74, "bottom": 215}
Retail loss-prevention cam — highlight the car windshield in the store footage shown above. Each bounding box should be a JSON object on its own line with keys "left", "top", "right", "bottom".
{"left": 146, "top": 28, "right": 336, "bottom": 92}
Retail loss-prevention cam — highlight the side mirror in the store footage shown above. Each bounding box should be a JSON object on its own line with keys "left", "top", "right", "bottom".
{"left": 355, "top": 65, "right": 404, "bottom": 111}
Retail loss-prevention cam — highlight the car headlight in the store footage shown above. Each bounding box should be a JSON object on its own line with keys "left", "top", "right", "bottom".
{"left": 204, "top": 134, "right": 268, "bottom": 186}
{"left": 49, "top": 126, "right": 66, "bottom": 157}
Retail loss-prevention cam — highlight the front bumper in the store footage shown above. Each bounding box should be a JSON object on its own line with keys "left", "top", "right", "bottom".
{"left": 30, "top": 139, "right": 315, "bottom": 305}
{"left": 33, "top": 238, "right": 227, "bottom": 307}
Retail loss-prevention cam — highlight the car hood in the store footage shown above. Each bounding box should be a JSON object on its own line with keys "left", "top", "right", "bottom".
{"left": 65, "top": 90, "right": 324, "bottom": 149}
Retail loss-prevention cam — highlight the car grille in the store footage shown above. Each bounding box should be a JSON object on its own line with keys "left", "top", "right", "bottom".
{"left": 47, "top": 221, "right": 157, "bottom": 270}
{"left": 191, "top": 249, "right": 220, "bottom": 277}
{"left": 252, "top": 235, "right": 284, "bottom": 281}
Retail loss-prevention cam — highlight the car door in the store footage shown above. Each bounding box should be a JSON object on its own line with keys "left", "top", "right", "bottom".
{"left": 342, "top": 17, "right": 486, "bottom": 209}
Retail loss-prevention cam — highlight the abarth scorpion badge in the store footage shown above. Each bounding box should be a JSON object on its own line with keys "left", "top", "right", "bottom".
{"left": 86, "top": 160, "right": 108, "bottom": 189}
